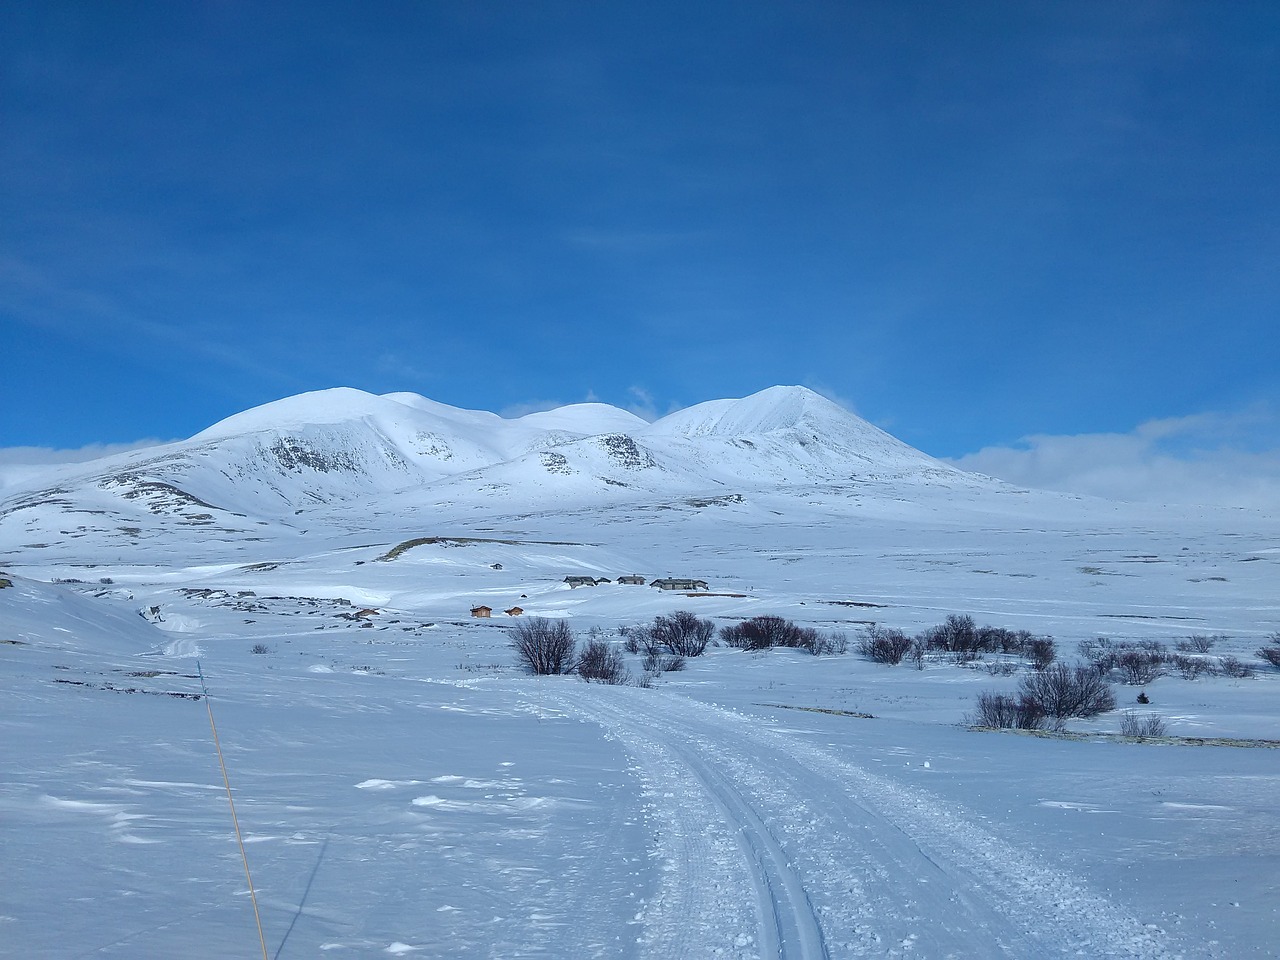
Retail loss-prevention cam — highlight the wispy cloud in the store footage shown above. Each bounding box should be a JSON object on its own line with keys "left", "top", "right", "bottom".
{"left": 947, "top": 408, "right": 1280, "bottom": 509}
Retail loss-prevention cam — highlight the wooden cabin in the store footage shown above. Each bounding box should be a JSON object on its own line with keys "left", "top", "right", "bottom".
{"left": 470, "top": 605, "right": 492, "bottom": 618}
{"left": 650, "top": 578, "right": 710, "bottom": 591}
{"left": 617, "top": 575, "right": 647, "bottom": 585}
{"left": 504, "top": 606, "right": 524, "bottom": 617}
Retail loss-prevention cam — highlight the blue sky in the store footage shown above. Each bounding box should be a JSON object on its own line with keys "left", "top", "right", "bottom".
{"left": 2, "top": 2, "right": 1277, "bottom": 503}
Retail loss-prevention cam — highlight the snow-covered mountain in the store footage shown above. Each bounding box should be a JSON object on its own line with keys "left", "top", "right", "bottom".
{"left": 0, "top": 386, "right": 977, "bottom": 551}
{"left": 4, "top": 387, "right": 1279, "bottom": 960}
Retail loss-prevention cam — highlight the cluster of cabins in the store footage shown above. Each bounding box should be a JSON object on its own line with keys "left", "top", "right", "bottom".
{"left": 470, "top": 574, "right": 710, "bottom": 618}
{"left": 563, "top": 575, "right": 709, "bottom": 590}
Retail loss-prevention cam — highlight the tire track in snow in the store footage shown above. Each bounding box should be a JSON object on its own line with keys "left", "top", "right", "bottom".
{"left": 537, "top": 690, "right": 771, "bottom": 960}
{"left": 553, "top": 684, "right": 1210, "bottom": 960}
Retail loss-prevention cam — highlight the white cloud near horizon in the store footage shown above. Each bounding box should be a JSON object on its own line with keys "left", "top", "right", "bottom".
{"left": 0, "top": 439, "right": 172, "bottom": 466}
{"left": 947, "top": 409, "right": 1280, "bottom": 509}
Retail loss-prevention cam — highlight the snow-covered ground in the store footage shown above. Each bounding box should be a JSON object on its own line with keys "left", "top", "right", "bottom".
{"left": 2, "top": 387, "right": 1278, "bottom": 957}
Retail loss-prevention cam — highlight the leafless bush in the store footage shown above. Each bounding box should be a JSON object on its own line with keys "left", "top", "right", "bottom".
{"left": 720, "top": 615, "right": 809, "bottom": 650}
{"left": 1026, "top": 636, "right": 1056, "bottom": 670}
{"left": 1219, "top": 655, "right": 1255, "bottom": 678}
{"left": 510, "top": 617, "right": 577, "bottom": 675}
{"left": 1020, "top": 663, "right": 1116, "bottom": 719}
{"left": 1120, "top": 711, "right": 1168, "bottom": 738}
{"left": 651, "top": 611, "right": 715, "bottom": 657}
{"left": 857, "top": 626, "right": 913, "bottom": 664}
{"left": 1257, "top": 634, "right": 1280, "bottom": 669}
{"left": 576, "top": 639, "right": 629, "bottom": 684}
{"left": 1115, "top": 649, "right": 1166, "bottom": 684}
{"left": 908, "top": 640, "right": 926, "bottom": 670}
{"left": 1176, "top": 634, "right": 1219, "bottom": 654}
{"left": 1171, "top": 653, "right": 1217, "bottom": 679}
{"left": 971, "top": 692, "right": 1046, "bottom": 730}
{"left": 1082, "top": 638, "right": 1168, "bottom": 683}
{"left": 250, "top": 643, "right": 270, "bottom": 655}
{"left": 807, "top": 631, "right": 848, "bottom": 656}
{"left": 983, "top": 661, "right": 1020, "bottom": 676}
{"left": 622, "top": 629, "right": 643, "bottom": 655}
{"left": 921, "top": 614, "right": 979, "bottom": 653}
{"left": 639, "top": 648, "right": 686, "bottom": 677}
{"left": 918, "top": 616, "right": 1051, "bottom": 666}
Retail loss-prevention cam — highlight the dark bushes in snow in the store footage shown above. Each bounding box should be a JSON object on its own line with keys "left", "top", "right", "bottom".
{"left": 1176, "top": 634, "right": 1219, "bottom": 654}
{"left": 971, "top": 692, "right": 1046, "bottom": 730}
{"left": 864, "top": 615, "right": 1054, "bottom": 669}
{"left": 1119, "top": 711, "right": 1169, "bottom": 738}
{"left": 1257, "top": 634, "right": 1280, "bottom": 670}
{"left": 624, "top": 611, "right": 716, "bottom": 657}
{"left": 650, "top": 611, "right": 715, "bottom": 657}
{"left": 973, "top": 662, "right": 1116, "bottom": 732}
{"left": 857, "top": 626, "right": 913, "bottom": 664}
{"left": 1020, "top": 663, "right": 1116, "bottom": 719}
{"left": 1219, "top": 655, "right": 1254, "bottom": 679}
{"left": 719, "top": 615, "right": 844, "bottom": 655}
{"left": 577, "top": 639, "right": 629, "bottom": 684}
{"left": 720, "top": 615, "right": 825, "bottom": 652}
{"left": 510, "top": 617, "right": 577, "bottom": 675}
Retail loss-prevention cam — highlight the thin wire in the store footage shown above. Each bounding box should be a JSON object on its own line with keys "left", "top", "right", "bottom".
{"left": 198, "top": 661, "right": 270, "bottom": 960}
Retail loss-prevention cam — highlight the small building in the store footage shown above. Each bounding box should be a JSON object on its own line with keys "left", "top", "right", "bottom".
{"left": 354, "top": 608, "right": 378, "bottom": 620}
{"left": 564, "top": 576, "right": 599, "bottom": 588}
{"left": 470, "top": 605, "right": 492, "bottom": 618}
{"left": 617, "top": 575, "right": 646, "bottom": 585}
{"left": 504, "top": 606, "right": 524, "bottom": 617}
{"left": 650, "top": 578, "right": 709, "bottom": 591}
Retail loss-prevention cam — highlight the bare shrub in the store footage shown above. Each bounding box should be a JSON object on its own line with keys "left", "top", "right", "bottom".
{"left": 1026, "top": 636, "right": 1056, "bottom": 670}
{"left": 810, "top": 631, "right": 849, "bottom": 656}
{"left": 720, "top": 615, "right": 808, "bottom": 650}
{"left": 576, "top": 639, "right": 629, "bottom": 684}
{"left": 1115, "top": 649, "right": 1166, "bottom": 685}
{"left": 1171, "top": 653, "right": 1217, "bottom": 679}
{"left": 659, "top": 654, "right": 686, "bottom": 672}
{"left": 510, "top": 617, "right": 577, "bottom": 675}
{"left": 983, "top": 661, "right": 1019, "bottom": 676}
{"left": 1120, "top": 711, "right": 1169, "bottom": 738}
{"left": 250, "top": 643, "right": 270, "bottom": 655}
{"left": 918, "top": 616, "right": 1051, "bottom": 666}
{"left": 621, "top": 627, "right": 643, "bottom": 655}
{"left": 1256, "top": 634, "right": 1280, "bottom": 669}
{"left": 1020, "top": 663, "right": 1115, "bottom": 720}
{"left": 857, "top": 626, "right": 913, "bottom": 665}
{"left": 651, "top": 611, "right": 715, "bottom": 657}
{"left": 908, "top": 640, "right": 926, "bottom": 670}
{"left": 1176, "top": 634, "right": 1218, "bottom": 654}
{"left": 1219, "top": 655, "right": 1255, "bottom": 679}
{"left": 1082, "top": 638, "right": 1168, "bottom": 683}
{"left": 921, "top": 614, "right": 978, "bottom": 653}
{"left": 971, "top": 692, "right": 1045, "bottom": 730}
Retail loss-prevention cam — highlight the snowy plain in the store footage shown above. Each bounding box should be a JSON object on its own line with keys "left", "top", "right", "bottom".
{"left": 1, "top": 386, "right": 1278, "bottom": 958}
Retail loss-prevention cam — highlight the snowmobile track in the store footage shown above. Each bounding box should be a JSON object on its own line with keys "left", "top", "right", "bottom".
{"left": 549, "top": 684, "right": 1206, "bottom": 960}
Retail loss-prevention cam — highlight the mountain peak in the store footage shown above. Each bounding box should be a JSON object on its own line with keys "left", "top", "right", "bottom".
{"left": 645, "top": 385, "right": 851, "bottom": 438}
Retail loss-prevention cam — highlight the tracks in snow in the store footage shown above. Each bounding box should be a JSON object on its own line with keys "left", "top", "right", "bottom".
{"left": 544, "top": 684, "right": 1203, "bottom": 960}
